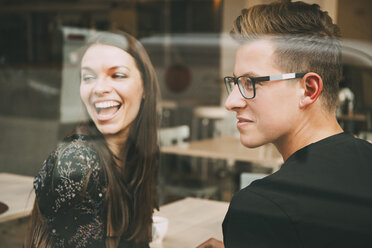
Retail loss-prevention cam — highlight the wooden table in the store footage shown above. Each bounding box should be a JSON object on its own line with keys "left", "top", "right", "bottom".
{"left": 161, "top": 135, "right": 283, "bottom": 170}
{"left": 337, "top": 113, "right": 367, "bottom": 122}
{"left": 0, "top": 173, "right": 35, "bottom": 223}
{"left": 150, "top": 197, "right": 229, "bottom": 248}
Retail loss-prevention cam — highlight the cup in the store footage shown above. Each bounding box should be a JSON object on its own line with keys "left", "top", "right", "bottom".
{"left": 151, "top": 216, "right": 168, "bottom": 244}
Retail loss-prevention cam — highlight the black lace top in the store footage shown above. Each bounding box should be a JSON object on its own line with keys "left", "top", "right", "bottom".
{"left": 34, "top": 135, "right": 148, "bottom": 248}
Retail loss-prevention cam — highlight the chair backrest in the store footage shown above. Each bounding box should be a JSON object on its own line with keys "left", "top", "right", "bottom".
{"left": 240, "top": 173, "right": 268, "bottom": 189}
{"left": 158, "top": 125, "right": 190, "bottom": 146}
{"left": 358, "top": 131, "right": 372, "bottom": 143}
{"left": 213, "top": 111, "right": 240, "bottom": 137}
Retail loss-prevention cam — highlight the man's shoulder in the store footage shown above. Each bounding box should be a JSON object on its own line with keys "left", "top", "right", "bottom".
{"left": 350, "top": 134, "right": 372, "bottom": 152}
{"left": 315, "top": 132, "right": 372, "bottom": 150}
{"left": 317, "top": 132, "right": 372, "bottom": 163}
{"left": 224, "top": 178, "right": 301, "bottom": 247}
{"left": 287, "top": 132, "right": 372, "bottom": 166}
{"left": 229, "top": 177, "right": 284, "bottom": 212}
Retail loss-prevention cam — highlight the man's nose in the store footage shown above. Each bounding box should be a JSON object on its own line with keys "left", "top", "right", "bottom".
{"left": 225, "top": 84, "right": 247, "bottom": 111}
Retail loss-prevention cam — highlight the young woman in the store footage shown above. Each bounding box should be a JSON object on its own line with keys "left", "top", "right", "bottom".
{"left": 25, "top": 31, "right": 160, "bottom": 248}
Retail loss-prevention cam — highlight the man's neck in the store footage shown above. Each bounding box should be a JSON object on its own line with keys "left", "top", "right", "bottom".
{"left": 274, "top": 110, "right": 344, "bottom": 161}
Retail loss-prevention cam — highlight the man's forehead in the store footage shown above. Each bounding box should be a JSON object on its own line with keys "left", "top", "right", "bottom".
{"left": 234, "top": 39, "right": 278, "bottom": 76}
{"left": 237, "top": 39, "right": 275, "bottom": 54}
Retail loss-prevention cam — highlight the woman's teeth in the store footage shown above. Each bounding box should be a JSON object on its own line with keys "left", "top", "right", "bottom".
{"left": 95, "top": 101, "right": 121, "bottom": 115}
{"left": 95, "top": 101, "right": 120, "bottom": 109}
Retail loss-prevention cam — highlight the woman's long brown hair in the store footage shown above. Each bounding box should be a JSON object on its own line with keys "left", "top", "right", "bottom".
{"left": 25, "top": 31, "right": 160, "bottom": 248}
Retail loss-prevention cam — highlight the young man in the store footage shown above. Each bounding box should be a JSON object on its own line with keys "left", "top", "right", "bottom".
{"left": 198, "top": 1, "right": 372, "bottom": 248}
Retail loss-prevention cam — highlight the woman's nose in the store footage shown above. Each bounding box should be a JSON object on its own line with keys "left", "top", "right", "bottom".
{"left": 225, "top": 84, "right": 247, "bottom": 111}
{"left": 94, "top": 77, "right": 112, "bottom": 95}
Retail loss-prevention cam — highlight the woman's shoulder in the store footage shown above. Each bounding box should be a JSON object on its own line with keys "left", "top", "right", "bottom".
{"left": 58, "top": 134, "right": 98, "bottom": 157}
{"left": 56, "top": 134, "right": 100, "bottom": 170}
{"left": 34, "top": 134, "right": 108, "bottom": 247}
{"left": 34, "top": 134, "right": 104, "bottom": 200}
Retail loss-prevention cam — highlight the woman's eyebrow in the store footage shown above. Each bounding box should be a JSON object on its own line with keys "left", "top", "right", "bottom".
{"left": 107, "top": 66, "right": 131, "bottom": 75}
{"left": 81, "top": 67, "right": 94, "bottom": 72}
{"left": 81, "top": 66, "right": 130, "bottom": 72}
{"left": 110, "top": 65, "right": 130, "bottom": 71}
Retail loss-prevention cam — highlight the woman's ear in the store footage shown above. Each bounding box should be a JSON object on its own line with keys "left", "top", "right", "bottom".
{"left": 299, "top": 72, "right": 323, "bottom": 109}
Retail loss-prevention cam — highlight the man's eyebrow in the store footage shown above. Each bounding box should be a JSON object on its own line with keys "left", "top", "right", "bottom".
{"left": 233, "top": 71, "right": 260, "bottom": 78}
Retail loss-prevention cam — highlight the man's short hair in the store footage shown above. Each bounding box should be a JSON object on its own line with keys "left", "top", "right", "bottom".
{"left": 231, "top": 1, "right": 341, "bottom": 111}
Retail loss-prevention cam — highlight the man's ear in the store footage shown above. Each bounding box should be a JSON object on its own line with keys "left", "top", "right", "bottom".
{"left": 299, "top": 72, "right": 323, "bottom": 108}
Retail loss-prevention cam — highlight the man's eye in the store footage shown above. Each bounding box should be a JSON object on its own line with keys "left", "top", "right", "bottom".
{"left": 241, "top": 78, "right": 254, "bottom": 90}
{"left": 112, "top": 73, "right": 127, "bottom": 79}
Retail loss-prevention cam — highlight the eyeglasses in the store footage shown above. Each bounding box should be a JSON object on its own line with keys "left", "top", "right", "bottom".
{"left": 224, "top": 72, "right": 306, "bottom": 99}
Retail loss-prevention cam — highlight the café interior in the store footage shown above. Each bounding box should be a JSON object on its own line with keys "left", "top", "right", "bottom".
{"left": 1, "top": 0, "right": 372, "bottom": 247}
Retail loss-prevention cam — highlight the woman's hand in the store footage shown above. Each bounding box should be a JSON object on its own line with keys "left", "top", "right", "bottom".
{"left": 196, "top": 238, "right": 224, "bottom": 248}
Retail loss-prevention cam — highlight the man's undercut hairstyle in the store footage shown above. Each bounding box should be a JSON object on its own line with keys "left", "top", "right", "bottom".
{"left": 231, "top": 1, "right": 341, "bottom": 111}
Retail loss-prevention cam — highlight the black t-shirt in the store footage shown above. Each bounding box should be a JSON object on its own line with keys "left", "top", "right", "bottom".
{"left": 223, "top": 132, "right": 372, "bottom": 248}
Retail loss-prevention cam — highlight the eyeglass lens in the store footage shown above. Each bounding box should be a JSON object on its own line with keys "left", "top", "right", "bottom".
{"left": 239, "top": 77, "right": 254, "bottom": 98}
{"left": 226, "top": 77, "right": 254, "bottom": 99}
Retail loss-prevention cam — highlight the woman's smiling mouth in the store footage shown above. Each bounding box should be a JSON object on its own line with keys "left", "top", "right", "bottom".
{"left": 94, "top": 100, "right": 122, "bottom": 120}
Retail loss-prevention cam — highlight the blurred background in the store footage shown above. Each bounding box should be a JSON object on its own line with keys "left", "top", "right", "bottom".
{"left": 0, "top": 0, "right": 372, "bottom": 245}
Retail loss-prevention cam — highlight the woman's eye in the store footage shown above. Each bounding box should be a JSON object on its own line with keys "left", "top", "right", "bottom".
{"left": 112, "top": 73, "right": 127, "bottom": 79}
{"left": 82, "top": 74, "right": 96, "bottom": 82}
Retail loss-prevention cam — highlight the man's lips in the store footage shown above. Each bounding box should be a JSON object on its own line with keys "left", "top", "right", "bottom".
{"left": 237, "top": 116, "right": 253, "bottom": 123}
{"left": 236, "top": 116, "right": 254, "bottom": 128}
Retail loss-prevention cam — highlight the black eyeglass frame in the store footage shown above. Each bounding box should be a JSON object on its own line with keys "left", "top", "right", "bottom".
{"left": 224, "top": 72, "right": 307, "bottom": 99}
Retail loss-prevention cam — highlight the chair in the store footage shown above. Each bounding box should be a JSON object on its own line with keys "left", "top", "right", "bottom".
{"left": 358, "top": 131, "right": 372, "bottom": 143}
{"left": 191, "top": 106, "right": 228, "bottom": 140}
{"left": 158, "top": 125, "right": 219, "bottom": 205}
{"left": 159, "top": 125, "right": 189, "bottom": 146}
{"left": 240, "top": 173, "right": 268, "bottom": 189}
{"left": 159, "top": 100, "right": 178, "bottom": 127}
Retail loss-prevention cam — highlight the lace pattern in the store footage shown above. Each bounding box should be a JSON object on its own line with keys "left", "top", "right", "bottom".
{"left": 34, "top": 135, "right": 107, "bottom": 247}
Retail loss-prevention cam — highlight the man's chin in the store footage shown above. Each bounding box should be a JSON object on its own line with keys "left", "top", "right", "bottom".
{"left": 239, "top": 135, "right": 265, "bottom": 148}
